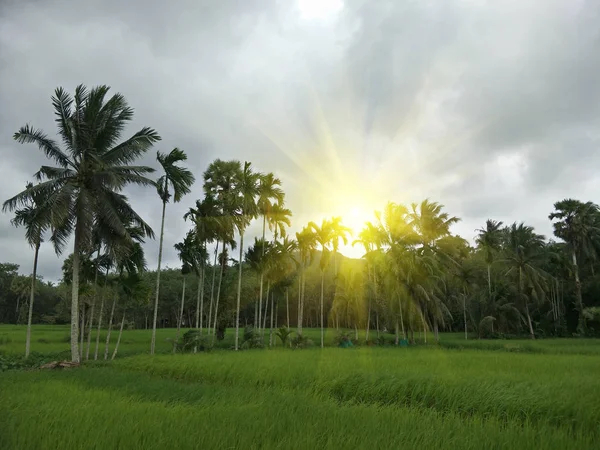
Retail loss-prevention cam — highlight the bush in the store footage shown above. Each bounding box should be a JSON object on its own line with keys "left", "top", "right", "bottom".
{"left": 290, "top": 334, "right": 313, "bottom": 349}
{"left": 172, "top": 330, "right": 212, "bottom": 353}
{"left": 334, "top": 331, "right": 354, "bottom": 348}
{"left": 241, "top": 327, "right": 264, "bottom": 349}
{"left": 275, "top": 327, "right": 294, "bottom": 347}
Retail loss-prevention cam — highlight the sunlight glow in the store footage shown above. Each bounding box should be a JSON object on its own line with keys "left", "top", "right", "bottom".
{"left": 297, "top": 0, "right": 344, "bottom": 20}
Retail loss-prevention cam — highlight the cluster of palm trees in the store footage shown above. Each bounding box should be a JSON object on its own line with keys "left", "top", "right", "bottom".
{"left": 4, "top": 85, "right": 600, "bottom": 362}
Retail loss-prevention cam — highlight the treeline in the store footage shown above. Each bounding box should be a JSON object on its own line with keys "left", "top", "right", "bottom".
{"left": 3, "top": 85, "right": 600, "bottom": 362}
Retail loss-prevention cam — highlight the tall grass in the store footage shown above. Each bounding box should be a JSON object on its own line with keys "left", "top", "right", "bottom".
{"left": 1, "top": 364, "right": 596, "bottom": 449}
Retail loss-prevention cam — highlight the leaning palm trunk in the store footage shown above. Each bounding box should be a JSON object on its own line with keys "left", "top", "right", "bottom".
{"left": 212, "top": 251, "right": 226, "bottom": 343}
{"left": 104, "top": 295, "right": 117, "bottom": 360}
{"left": 208, "top": 241, "right": 219, "bottom": 336}
{"left": 195, "top": 264, "right": 204, "bottom": 331}
{"left": 25, "top": 243, "right": 40, "bottom": 358}
{"left": 174, "top": 275, "right": 187, "bottom": 353}
{"left": 150, "top": 200, "right": 167, "bottom": 355}
{"left": 234, "top": 232, "right": 245, "bottom": 350}
{"left": 111, "top": 313, "right": 126, "bottom": 360}
{"left": 320, "top": 271, "right": 325, "bottom": 348}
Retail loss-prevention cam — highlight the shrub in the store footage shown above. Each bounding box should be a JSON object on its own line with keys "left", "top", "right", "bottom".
{"left": 275, "top": 327, "right": 294, "bottom": 347}
{"left": 290, "top": 334, "right": 313, "bottom": 349}
{"left": 241, "top": 327, "right": 264, "bottom": 349}
{"left": 172, "top": 330, "right": 212, "bottom": 353}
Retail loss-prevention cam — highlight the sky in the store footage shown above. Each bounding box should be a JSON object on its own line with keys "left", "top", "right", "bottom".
{"left": 1, "top": 0, "right": 599, "bottom": 282}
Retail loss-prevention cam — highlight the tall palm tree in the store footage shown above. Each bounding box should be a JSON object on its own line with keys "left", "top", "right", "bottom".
{"left": 3, "top": 85, "right": 159, "bottom": 362}
{"left": 309, "top": 219, "right": 333, "bottom": 348}
{"left": 503, "top": 222, "right": 547, "bottom": 339}
{"left": 549, "top": 199, "right": 600, "bottom": 333}
{"left": 151, "top": 148, "right": 195, "bottom": 354}
{"left": 234, "top": 162, "right": 260, "bottom": 350}
{"left": 256, "top": 173, "right": 285, "bottom": 334}
{"left": 476, "top": 219, "right": 504, "bottom": 303}
{"left": 6, "top": 182, "right": 50, "bottom": 357}
{"left": 203, "top": 159, "right": 241, "bottom": 339}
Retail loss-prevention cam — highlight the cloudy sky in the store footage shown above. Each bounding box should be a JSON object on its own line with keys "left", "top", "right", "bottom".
{"left": 1, "top": 0, "right": 599, "bottom": 282}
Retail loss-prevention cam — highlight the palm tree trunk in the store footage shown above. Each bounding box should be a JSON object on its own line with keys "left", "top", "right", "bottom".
{"left": 151, "top": 200, "right": 167, "bottom": 355}
{"left": 376, "top": 311, "right": 380, "bottom": 338}
{"left": 286, "top": 288, "right": 290, "bottom": 329}
{"left": 70, "top": 223, "right": 83, "bottom": 363}
{"left": 85, "top": 251, "right": 100, "bottom": 361}
{"left": 320, "top": 271, "right": 325, "bottom": 349}
{"left": 269, "top": 293, "right": 274, "bottom": 348}
{"left": 263, "top": 281, "right": 270, "bottom": 334}
{"left": 196, "top": 268, "right": 204, "bottom": 328}
{"left": 94, "top": 267, "right": 109, "bottom": 360}
{"left": 111, "top": 313, "right": 126, "bottom": 360}
{"left": 395, "top": 321, "right": 399, "bottom": 345}
{"left": 104, "top": 294, "right": 117, "bottom": 360}
{"left": 487, "top": 263, "right": 492, "bottom": 300}
{"left": 212, "top": 249, "right": 226, "bottom": 343}
{"left": 463, "top": 290, "right": 468, "bottom": 340}
{"left": 234, "top": 231, "right": 245, "bottom": 350}
{"left": 208, "top": 241, "right": 220, "bottom": 337}
{"left": 398, "top": 294, "right": 406, "bottom": 340}
{"left": 258, "top": 214, "right": 267, "bottom": 333}
{"left": 25, "top": 243, "right": 40, "bottom": 358}
{"left": 297, "top": 269, "right": 303, "bottom": 335}
{"left": 174, "top": 275, "right": 186, "bottom": 353}
{"left": 79, "top": 304, "right": 86, "bottom": 360}
{"left": 572, "top": 250, "right": 586, "bottom": 333}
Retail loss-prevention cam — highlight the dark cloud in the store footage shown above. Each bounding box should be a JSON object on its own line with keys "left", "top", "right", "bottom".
{"left": 1, "top": 0, "right": 599, "bottom": 280}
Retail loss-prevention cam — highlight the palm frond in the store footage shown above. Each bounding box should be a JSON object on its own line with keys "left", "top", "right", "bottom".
{"left": 13, "top": 125, "right": 73, "bottom": 168}
{"left": 102, "top": 127, "right": 161, "bottom": 165}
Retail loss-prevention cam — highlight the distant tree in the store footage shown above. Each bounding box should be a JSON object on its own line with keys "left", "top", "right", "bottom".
{"left": 549, "top": 199, "right": 600, "bottom": 333}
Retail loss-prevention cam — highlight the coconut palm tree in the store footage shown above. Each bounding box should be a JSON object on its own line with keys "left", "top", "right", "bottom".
{"left": 409, "top": 199, "right": 460, "bottom": 248}
{"left": 6, "top": 182, "right": 51, "bottom": 357}
{"left": 503, "top": 222, "right": 547, "bottom": 339}
{"left": 308, "top": 219, "right": 333, "bottom": 348}
{"left": 233, "top": 162, "right": 261, "bottom": 350}
{"left": 3, "top": 85, "right": 159, "bottom": 362}
{"left": 476, "top": 219, "right": 504, "bottom": 303}
{"left": 151, "top": 148, "right": 195, "bottom": 354}
{"left": 549, "top": 199, "right": 600, "bottom": 333}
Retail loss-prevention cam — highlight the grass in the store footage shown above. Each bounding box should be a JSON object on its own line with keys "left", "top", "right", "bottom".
{"left": 1, "top": 325, "right": 600, "bottom": 449}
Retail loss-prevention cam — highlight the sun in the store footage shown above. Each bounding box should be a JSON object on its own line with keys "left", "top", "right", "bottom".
{"left": 296, "top": 0, "right": 344, "bottom": 20}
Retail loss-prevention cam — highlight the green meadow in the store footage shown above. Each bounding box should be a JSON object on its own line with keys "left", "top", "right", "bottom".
{"left": 2, "top": 325, "right": 600, "bottom": 449}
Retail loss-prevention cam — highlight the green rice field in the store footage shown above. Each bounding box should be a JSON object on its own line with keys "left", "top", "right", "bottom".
{"left": 1, "top": 325, "right": 600, "bottom": 449}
